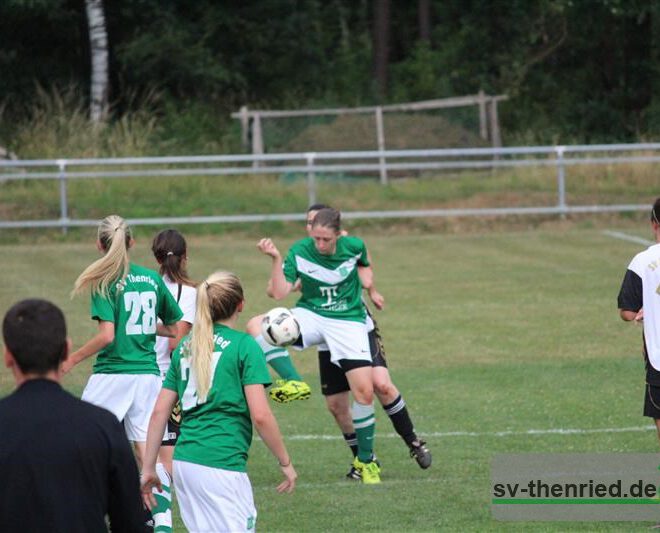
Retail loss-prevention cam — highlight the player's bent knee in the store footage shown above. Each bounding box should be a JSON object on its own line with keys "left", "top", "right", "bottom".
{"left": 351, "top": 388, "right": 374, "bottom": 405}
{"left": 326, "top": 401, "right": 349, "bottom": 419}
{"left": 373, "top": 379, "right": 396, "bottom": 397}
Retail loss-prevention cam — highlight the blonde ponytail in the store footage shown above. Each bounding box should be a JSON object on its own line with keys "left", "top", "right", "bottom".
{"left": 71, "top": 215, "right": 131, "bottom": 298}
{"left": 188, "top": 271, "right": 244, "bottom": 403}
{"left": 189, "top": 281, "right": 215, "bottom": 402}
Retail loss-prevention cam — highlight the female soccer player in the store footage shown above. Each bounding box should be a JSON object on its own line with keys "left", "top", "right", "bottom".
{"left": 618, "top": 198, "right": 660, "bottom": 445}
{"left": 65, "top": 215, "right": 182, "bottom": 468}
{"left": 152, "top": 229, "right": 197, "bottom": 465}
{"left": 304, "top": 205, "right": 431, "bottom": 475}
{"left": 249, "top": 204, "right": 431, "bottom": 478}
{"left": 254, "top": 207, "right": 381, "bottom": 484}
{"left": 150, "top": 228, "right": 198, "bottom": 532}
{"left": 140, "top": 271, "right": 296, "bottom": 532}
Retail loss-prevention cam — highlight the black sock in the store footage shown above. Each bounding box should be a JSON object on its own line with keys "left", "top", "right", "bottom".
{"left": 343, "top": 432, "right": 358, "bottom": 457}
{"left": 142, "top": 505, "right": 155, "bottom": 532}
{"left": 383, "top": 394, "right": 417, "bottom": 446}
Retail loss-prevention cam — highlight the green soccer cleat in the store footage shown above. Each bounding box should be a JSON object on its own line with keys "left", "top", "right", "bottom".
{"left": 353, "top": 457, "right": 381, "bottom": 485}
{"left": 269, "top": 379, "right": 311, "bottom": 403}
{"left": 346, "top": 454, "right": 380, "bottom": 480}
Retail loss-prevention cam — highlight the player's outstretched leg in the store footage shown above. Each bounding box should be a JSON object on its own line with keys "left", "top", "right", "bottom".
{"left": 375, "top": 367, "right": 432, "bottom": 469}
{"left": 380, "top": 394, "right": 431, "bottom": 468}
{"left": 246, "top": 315, "right": 311, "bottom": 403}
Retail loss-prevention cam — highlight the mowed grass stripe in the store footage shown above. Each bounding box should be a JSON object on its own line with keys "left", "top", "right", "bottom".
{"left": 282, "top": 426, "right": 656, "bottom": 440}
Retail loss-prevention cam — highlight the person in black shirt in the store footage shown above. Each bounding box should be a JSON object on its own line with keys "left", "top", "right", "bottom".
{"left": 0, "top": 298, "right": 145, "bottom": 532}
{"left": 618, "top": 198, "right": 660, "bottom": 444}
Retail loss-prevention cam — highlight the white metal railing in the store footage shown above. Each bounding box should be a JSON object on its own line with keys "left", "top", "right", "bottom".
{"left": 0, "top": 143, "right": 657, "bottom": 231}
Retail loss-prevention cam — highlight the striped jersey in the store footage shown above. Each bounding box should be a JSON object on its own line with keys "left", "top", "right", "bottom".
{"left": 283, "top": 235, "right": 370, "bottom": 322}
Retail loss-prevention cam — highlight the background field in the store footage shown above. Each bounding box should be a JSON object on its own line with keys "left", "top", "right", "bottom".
{"left": 0, "top": 223, "right": 656, "bottom": 531}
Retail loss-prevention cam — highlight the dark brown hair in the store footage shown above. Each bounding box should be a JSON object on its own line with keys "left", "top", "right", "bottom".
{"left": 152, "top": 229, "right": 196, "bottom": 286}
{"left": 3, "top": 299, "right": 67, "bottom": 374}
{"left": 310, "top": 207, "right": 341, "bottom": 233}
{"left": 652, "top": 198, "right": 660, "bottom": 225}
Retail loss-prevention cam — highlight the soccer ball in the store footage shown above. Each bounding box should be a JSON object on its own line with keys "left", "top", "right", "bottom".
{"left": 261, "top": 307, "right": 300, "bottom": 347}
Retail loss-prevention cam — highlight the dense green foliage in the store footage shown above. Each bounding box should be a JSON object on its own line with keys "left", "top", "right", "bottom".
{"left": 2, "top": 0, "right": 660, "bottom": 151}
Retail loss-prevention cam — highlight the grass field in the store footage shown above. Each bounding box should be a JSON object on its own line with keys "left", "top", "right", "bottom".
{"left": 0, "top": 223, "right": 657, "bottom": 531}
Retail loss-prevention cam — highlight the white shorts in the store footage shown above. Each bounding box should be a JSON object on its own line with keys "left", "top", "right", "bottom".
{"left": 317, "top": 312, "right": 374, "bottom": 352}
{"left": 291, "top": 307, "right": 371, "bottom": 365}
{"left": 173, "top": 460, "right": 257, "bottom": 533}
{"left": 81, "top": 373, "right": 162, "bottom": 442}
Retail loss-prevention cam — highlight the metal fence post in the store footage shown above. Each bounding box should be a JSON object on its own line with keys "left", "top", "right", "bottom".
{"left": 57, "top": 159, "right": 69, "bottom": 234}
{"left": 239, "top": 105, "right": 250, "bottom": 150}
{"left": 375, "top": 106, "right": 388, "bottom": 185}
{"left": 478, "top": 89, "right": 488, "bottom": 140}
{"left": 555, "top": 146, "right": 566, "bottom": 218}
{"left": 306, "top": 153, "right": 316, "bottom": 206}
{"left": 251, "top": 113, "right": 263, "bottom": 168}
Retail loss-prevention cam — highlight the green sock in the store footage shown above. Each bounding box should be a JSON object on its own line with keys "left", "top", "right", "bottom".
{"left": 353, "top": 401, "right": 376, "bottom": 462}
{"left": 268, "top": 354, "right": 302, "bottom": 381}
{"left": 152, "top": 463, "right": 172, "bottom": 533}
{"left": 255, "top": 335, "right": 302, "bottom": 381}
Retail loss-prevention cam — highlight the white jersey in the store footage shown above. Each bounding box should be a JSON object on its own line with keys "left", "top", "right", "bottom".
{"left": 155, "top": 276, "right": 197, "bottom": 378}
{"left": 620, "top": 243, "right": 660, "bottom": 370}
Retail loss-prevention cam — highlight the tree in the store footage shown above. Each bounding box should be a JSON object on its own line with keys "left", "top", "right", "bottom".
{"left": 418, "top": 0, "right": 431, "bottom": 43}
{"left": 85, "top": 0, "right": 109, "bottom": 122}
{"left": 373, "top": 0, "right": 390, "bottom": 100}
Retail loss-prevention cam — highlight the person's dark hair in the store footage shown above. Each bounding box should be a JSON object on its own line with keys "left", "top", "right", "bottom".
{"left": 311, "top": 207, "right": 341, "bottom": 233}
{"left": 2, "top": 299, "right": 67, "bottom": 374}
{"left": 652, "top": 198, "right": 660, "bottom": 225}
{"left": 152, "top": 229, "right": 195, "bottom": 286}
{"left": 307, "top": 203, "right": 330, "bottom": 213}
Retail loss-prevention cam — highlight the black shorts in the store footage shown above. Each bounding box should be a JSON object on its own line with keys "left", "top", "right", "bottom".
{"left": 643, "top": 383, "right": 660, "bottom": 419}
{"left": 161, "top": 400, "right": 182, "bottom": 446}
{"left": 318, "top": 351, "right": 372, "bottom": 396}
{"left": 368, "top": 317, "right": 388, "bottom": 368}
{"left": 318, "top": 324, "right": 388, "bottom": 396}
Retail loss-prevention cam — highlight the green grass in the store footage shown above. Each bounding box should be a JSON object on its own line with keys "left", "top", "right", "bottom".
{"left": 0, "top": 226, "right": 657, "bottom": 531}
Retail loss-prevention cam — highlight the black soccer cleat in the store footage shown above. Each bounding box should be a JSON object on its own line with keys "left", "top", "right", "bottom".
{"left": 409, "top": 439, "right": 432, "bottom": 469}
{"left": 346, "top": 464, "right": 362, "bottom": 480}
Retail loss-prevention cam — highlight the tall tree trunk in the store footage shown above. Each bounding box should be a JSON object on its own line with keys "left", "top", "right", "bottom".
{"left": 418, "top": 0, "right": 431, "bottom": 43}
{"left": 373, "top": 0, "right": 390, "bottom": 100}
{"left": 624, "top": 9, "right": 652, "bottom": 134}
{"left": 85, "top": 0, "right": 109, "bottom": 123}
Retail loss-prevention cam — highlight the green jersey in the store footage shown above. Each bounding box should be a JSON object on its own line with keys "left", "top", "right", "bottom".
{"left": 90, "top": 263, "right": 182, "bottom": 375}
{"left": 283, "top": 235, "right": 370, "bottom": 322}
{"left": 163, "top": 324, "right": 271, "bottom": 472}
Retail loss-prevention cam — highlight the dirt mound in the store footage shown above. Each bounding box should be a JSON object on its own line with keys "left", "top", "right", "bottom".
{"left": 277, "top": 112, "right": 489, "bottom": 152}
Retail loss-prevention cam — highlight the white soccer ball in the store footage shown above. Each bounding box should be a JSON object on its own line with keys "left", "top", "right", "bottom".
{"left": 261, "top": 307, "right": 300, "bottom": 347}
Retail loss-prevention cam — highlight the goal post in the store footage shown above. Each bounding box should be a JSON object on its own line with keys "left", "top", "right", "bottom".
{"left": 231, "top": 93, "right": 508, "bottom": 158}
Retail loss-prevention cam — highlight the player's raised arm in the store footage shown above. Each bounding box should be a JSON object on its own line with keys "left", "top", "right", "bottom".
{"left": 257, "top": 238, "right": 293, "bottom": 300}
